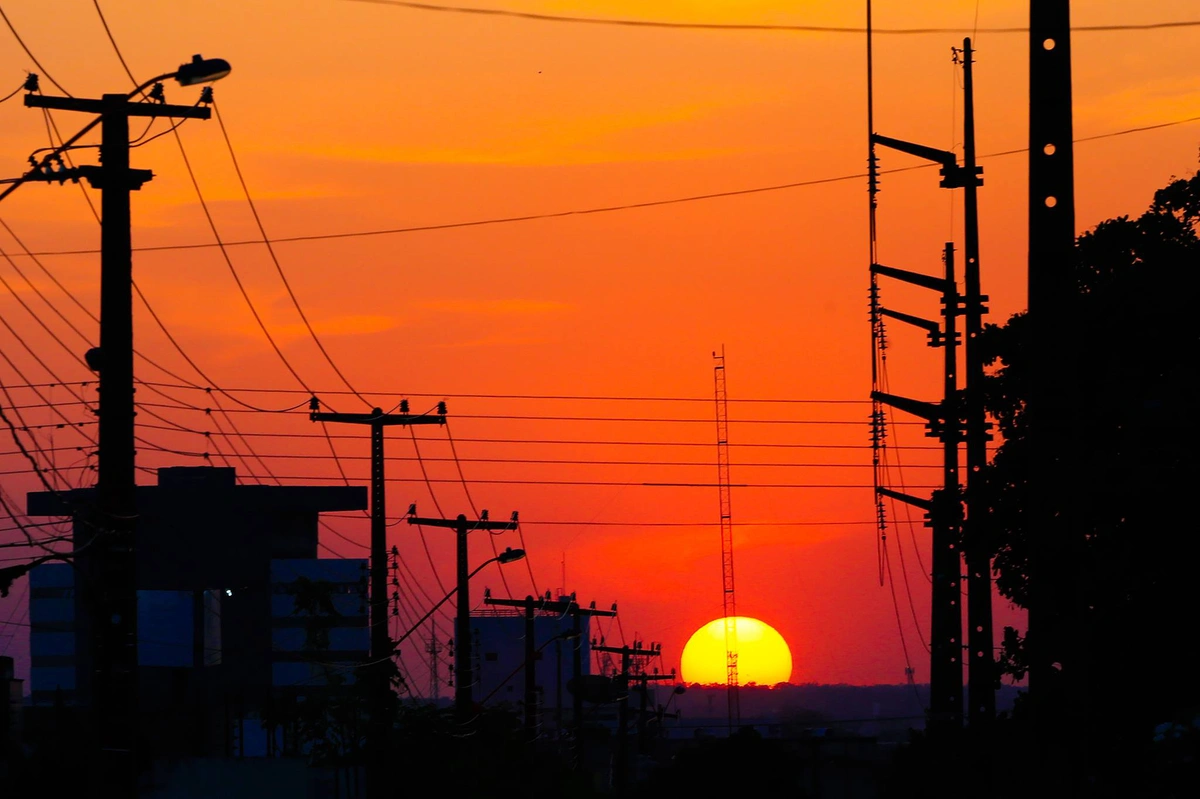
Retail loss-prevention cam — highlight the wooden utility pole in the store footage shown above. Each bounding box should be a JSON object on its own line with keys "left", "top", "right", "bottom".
{"left": 309, "top": 400, "right": 445, "bottom": 799}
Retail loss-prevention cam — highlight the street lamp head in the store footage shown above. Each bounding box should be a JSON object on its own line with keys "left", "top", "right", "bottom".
{"left": 497, "top": 547, "right": 526, "bottom": 564}
{"left": 175, "top": 55, "right": 231, "bottom": 86}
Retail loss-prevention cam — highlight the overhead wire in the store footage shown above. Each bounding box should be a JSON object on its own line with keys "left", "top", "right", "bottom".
{"left": 0, "top": 4, "right": 71, "bottom": 95}
{"left": 344, "top": 1, "right": 1200, "bottom": 35}
{"left": 17, "top": 110, "right": 1199, "bottom": 260}
{"left": 443, "top": 421, "right": 514, "bottom": 599}
{"left": 210, "top": 99, "right": 371, "bottom": 408}
{"left": 0, "top": 79, "right": 25, "bottom": 104}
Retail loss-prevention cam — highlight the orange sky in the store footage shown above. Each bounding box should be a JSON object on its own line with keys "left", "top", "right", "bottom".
{"left": 2, "top": 1, "right": 1198, "bottom": 690}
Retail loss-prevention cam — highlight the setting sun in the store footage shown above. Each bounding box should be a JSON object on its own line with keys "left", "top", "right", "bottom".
{"left": 680, "top": 617, "right": 793, "bottom": 686}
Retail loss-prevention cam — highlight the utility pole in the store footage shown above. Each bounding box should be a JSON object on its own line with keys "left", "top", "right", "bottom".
{"left": 482, "top": 594, "right": 542, "bottom": 741}
{"left": 870, "top": 37, "right": 992, "bottom": 734}
{"left": 483, "top": 592, "right": 615, "bottom": 746}
{"left": 23, "top": 59, "right": 228, "bottom": 793}
{"left": 1029, "top": 0, "right": 1079, "bottom": 787}
{"left": 592, "top": 641, "right": 664, "bottom": 795}
{"left": 309, "top": 400, "right": 445, "bottom": 799}
{"left": 406, "top": 511, "right": 519, "bottom": 723}
{"left": 427, "top": 619, "right": 442, "bottom": 702}
{"left": 872, "top": 243, "right": 964, "bottom": 733}
{"left": 958, "top": 39, "right": 996, "bottom": 731}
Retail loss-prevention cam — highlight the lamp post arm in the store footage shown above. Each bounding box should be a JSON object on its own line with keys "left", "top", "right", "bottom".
{"left": 1, "top": 70, "right": 183, "bottom": 207}
{"left": 480, "top": 632, "right": 576, "bottom": 705}
{"left": 391, "top": 557, "right": 498, "bottom": 650}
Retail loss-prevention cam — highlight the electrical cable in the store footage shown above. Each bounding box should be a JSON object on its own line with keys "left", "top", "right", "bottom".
{"left": 137, "top": 425, "right": 940, "bottom": 449}
{"left": 0, "top": 4, "right": 71, "bottom": 95}
{"left": 112, "top": 383, "right": 872, "bottom": 405}
{"left": 0, "top": 79, "right": 25, "bottom": 104}
{"left": 169, "top": 127, "right": 320, "bottom": 399}
{"left": 21, "top": 112, "right": 1200, "bottom": 258}
{"left": 211, "top": 100, "right": 371, "bottom": 408}
{"left": 408, "top": 428, "right": 451, "bottom": 595}
{"left": 443, "top": 421, "right": 515, "bottom": 598}
{"left": 344, "top": 1, "right": 1200, "bottom": 35}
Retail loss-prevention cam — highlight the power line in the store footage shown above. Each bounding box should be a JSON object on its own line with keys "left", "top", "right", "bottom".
{"left": 108, "top": 451, "right": 929, "bottom": 469}
{"left": 92, "top": 382, "right": 874, "bottom": 405}
{"left": 210, "top": 100, "right": 370, "bottom": 408}
{"left": 17, "top": 112, "right": 1200, "bottom": 259}
{"left": 199, "top": 475, "right": 931, "bottom": 489}
{"left": 134, "top": 424, "right": 943, "bottom": 450}
{"left": 168, "top": 127, "right": 320, "bottom": 398}
{"left": 0, "top": 4, "right": 71, "bottom": 95}
{"left": 131, "top": 403, "right": 927, "bottom": 426}
{"left": 344, "top": 1, "right": 1200, "bottom": 35}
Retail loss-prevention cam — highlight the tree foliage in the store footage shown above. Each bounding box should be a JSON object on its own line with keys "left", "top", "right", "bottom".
{"left": 979, "top": 171, "right": 1199, "bottom": 728}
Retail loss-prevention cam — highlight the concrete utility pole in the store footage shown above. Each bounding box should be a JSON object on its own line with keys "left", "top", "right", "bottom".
{"left": 405, "top": 511, "right": 519, "bottom": 723}
{"left": 310, "top": 401, "right": 444, "bottom": 799}
{"left": 565, "top": 599, "right": 616, "bottom": 770}
{"left": 871, "top": 243, "right": 964, "bottom": 733}
{"left": 958, "top": 39, "right": 996, "bottom": 731}
{"left": 1028, "top": 0, "right": 1079, "bottom": 786}
{"left": 22, "top": 56, "right": 230, "bottom": 794}
{"left": 592, "top": 641, "right": 666, "bottom": 795}
{"left": 427, "top": 619, "right": 442, "bottom": 702}
{"left": 869, "top": 37, "right": 993, "bottom": 734}
{"left": 483, "top": 592, "right": 615, "bottom": 744}
{"left": 482, "top": 594, "right": 543, "bottom": 741}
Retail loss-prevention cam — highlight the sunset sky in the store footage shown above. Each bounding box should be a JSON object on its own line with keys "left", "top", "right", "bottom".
{"left": 2, "top": 1, "right": 1198, "bottom": 691}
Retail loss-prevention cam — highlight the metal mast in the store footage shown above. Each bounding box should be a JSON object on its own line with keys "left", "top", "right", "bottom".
{"left": 713, "top": 347, "right": 739, "bottom": 728}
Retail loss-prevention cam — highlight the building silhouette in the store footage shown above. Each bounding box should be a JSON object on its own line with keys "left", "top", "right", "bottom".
{"left": 25, "top": 466, "right": 367, "bottom": 759}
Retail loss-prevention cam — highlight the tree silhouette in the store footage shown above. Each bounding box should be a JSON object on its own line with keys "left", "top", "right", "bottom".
{"left": 978, "top": 170, "right": 1199, "bottom": 789}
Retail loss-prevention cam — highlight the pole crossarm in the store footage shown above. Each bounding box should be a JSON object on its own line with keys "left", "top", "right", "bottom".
{"left": 877, "top": 486, "right": 933, "bottom": 512}
{"left": 592, "top": 644, "right": 659, "bottom": 659}
{"left": 871, "top": 262, "right": 951, "bottom": 293}
{"left": 310, "top": 410, "right": 446, "bottom": 427}
{"left": 879, "top": 306, "right": 944, "bottom": 342}
{"left": 25, "top": 94, "right": 211, "bottom": 120}
{"left": 407, "top": 514, "right": 518, "bottom": 533}
{"left": 871, "top": 390, "right": 940, "bottom": 424}
{"left": 484, "top": 594, "right": 616, "bottom": 617}
{"left": 872, "top": 132, "right": 956, "bottom": 167}
{"left": 872, "top": 132, "right": 983, "bottom": 189}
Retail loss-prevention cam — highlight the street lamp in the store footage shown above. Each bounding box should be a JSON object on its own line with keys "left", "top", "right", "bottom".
{"left": 13, "top": 56, "right": 230, "bottom": 793}
{"left": 174, "top": 55, "right": 232, "bottom": 86}
{"left": 406, "top": 509, "right": 521, "bottom": 723}
{"left": 479, "top": 627, "right": 581, "bottom": 740}
{"left": 390, "top": 547, "right": 526, "bottom": 651}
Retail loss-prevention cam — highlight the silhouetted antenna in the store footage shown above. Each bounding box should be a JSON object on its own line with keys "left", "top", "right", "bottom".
{"left": 712, "top": 347, "right": 739, "bottom": 728}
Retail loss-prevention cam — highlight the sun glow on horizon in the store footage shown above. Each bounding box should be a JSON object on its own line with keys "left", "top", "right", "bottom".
{"left": 680, "top": 616, "right": 793, "bottom": 686}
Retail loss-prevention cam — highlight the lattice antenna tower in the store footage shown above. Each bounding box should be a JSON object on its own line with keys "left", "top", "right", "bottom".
{"left": 713, "top": 347, "right": 740, "bottom": 727}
